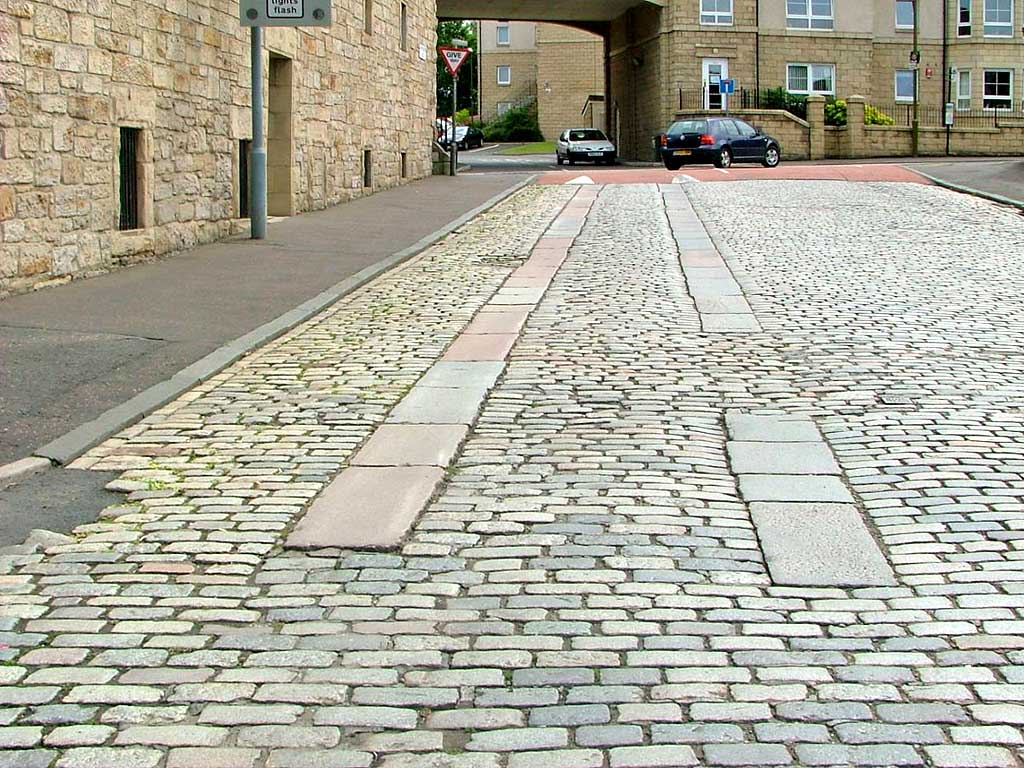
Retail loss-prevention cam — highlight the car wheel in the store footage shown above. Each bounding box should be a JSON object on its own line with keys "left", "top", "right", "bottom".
{"left": 556, "top": 154, "right": 564, "bottom": 166}
{"left": 568, "top": 158, "right": 575, "bottom": 166}
{"left": 714, "top": 147, "right": 732, "bottom": 169}
{"left": 663, "top": 158, "right": 682, "bottom": 171}
{"left": 762, "top": 145, "right": 781, "bottom": 168}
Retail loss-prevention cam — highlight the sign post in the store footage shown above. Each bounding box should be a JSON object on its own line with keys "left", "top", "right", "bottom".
{"left": 910, "top": 0, "right": 920, "bottom": 156}
{"left": 720, "top": 79, "right": 736, "bottom": 115}
{"left": 439, "top": 45, "right": 471, "bottom": 177}
{"left": 240, "top": 0, "right": 330, "bottom": 239}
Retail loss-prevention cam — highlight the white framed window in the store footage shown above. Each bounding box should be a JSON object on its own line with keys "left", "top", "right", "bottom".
{"left": 983, "top": 69, "right": 1012, "bottom": 109}
{"left": 983, "top": 0, "right": 1012, "bottom": 36}
{"left": 787, "top": 63, "right": 835, "bottom": 94}
{"left": 956, "top": 70, "right": 972, "bottom": 109}
{"left": 496, "top": 102, "right": 512, "bottom": 116}
{"left": 700, "top": 0, "right": 733, "bottom": 25}
{"left": 496, "top": 24, "right": 510, "bottom": 45}
{"left": 496, "top": 65, "right": 511, "bottom": 86}
{"left": 895, "top": 69, "right": 916, "bottom": 101}
{"left": 958, "top": 0, "right": 972, "bottom": 35}
{"left": 787, "top": 0, "right": 834, "bottom": 30}
{"left": 895, "top": 0, "right": 915, "bottom": 29}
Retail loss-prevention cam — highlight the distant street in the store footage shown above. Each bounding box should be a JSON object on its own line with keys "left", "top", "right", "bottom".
{"left": 465, "top": 145, "right": 1024, "bottom": 205}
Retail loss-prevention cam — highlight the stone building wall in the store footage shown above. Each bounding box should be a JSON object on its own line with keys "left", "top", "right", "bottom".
{"left": 478, "top": 48, "right": 537, "bottom": 123}
{"left": 0, "top": 0, "right": 436, "bottom": 296}
{"left": 536, "top": 24, "right": 604, "bottom": 140}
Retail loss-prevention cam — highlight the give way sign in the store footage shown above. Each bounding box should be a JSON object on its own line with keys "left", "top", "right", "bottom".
{"left": 439, "top": 46, "right": 472, "bottom": 77}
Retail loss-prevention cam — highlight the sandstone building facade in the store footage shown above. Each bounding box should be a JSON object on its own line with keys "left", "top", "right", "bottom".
{"left": 478, "top": 20, "right": 605, "bottom": 139}
{"left": 0, "top": 0, "right": 436, "bottom": 295}
{"left": 606, "top": 0, "right": 1024, "bottom": 158}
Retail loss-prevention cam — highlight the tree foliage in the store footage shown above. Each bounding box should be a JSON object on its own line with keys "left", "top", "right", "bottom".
{"left": 436, "top": 21, "right": 478, "bottom": 118}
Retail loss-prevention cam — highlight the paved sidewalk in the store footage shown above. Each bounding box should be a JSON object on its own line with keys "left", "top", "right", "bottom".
{"left": 2, "top": 179, "right": 1024, "bottom": 768}
{"left": 0, "top": 173, "right": 530, "bottom": 468}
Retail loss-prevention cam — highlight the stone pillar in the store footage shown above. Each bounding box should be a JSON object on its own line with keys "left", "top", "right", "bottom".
{"left": 845, "top": 96, "right": 866, "bottom": 159}
{"left": 806, "top": 94, "right": 826, "bottom": 161}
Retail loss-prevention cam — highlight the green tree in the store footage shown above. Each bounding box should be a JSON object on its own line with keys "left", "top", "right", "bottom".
{"left": 436, "top": 20, "right": 478, "bottom": 119}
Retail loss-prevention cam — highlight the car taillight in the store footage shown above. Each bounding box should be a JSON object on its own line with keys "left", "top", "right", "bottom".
{"left": 660, "top": 135, "right": 668, "bottom": 147}
{"left": 700, "top": 135, "right": 715, "bottom": 145}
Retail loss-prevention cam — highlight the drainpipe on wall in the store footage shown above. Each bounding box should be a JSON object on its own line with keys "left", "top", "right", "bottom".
{"left": 755, "top": 0, "right": 760, "bottom": 94}
{"left": 942, "top": 0, "right": 950, "bottom": 155}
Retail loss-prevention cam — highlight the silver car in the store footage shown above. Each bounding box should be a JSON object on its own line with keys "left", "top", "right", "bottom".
{"left": 556, "top": 128, "right": 617, "bottom": 166}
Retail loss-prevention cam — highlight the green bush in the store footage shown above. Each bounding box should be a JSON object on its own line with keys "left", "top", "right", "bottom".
{"left": 865, "top": 104, "right": 896, "bottom": 126}
{"left": 819, "top": 98, "right": 897, "bottom": 127}
{"left": 455, "top": 108, "right": 472, "bottom": 126}
{"left": 482, "top": 104, "right": 543, "bottom": 142}
{"left": 760, "top": 87, "right": 808, "bottom": 120}
{"left": 825, "top": 98, "right": 847, "bottom": 126}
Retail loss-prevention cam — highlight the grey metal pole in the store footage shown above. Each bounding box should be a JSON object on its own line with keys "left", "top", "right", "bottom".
{"left": 250, "top": 26, "right": 268, "bottom": 239}
{"left": 911, "top": 0, "right": 919, "bottom": 157}
{"left": 450, "top": 73, "right": 458, "bottom": 176}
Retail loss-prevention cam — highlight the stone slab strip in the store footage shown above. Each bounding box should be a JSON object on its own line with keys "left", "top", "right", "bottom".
{"left": 660, "top": 185, "right": 761, "bottom": 333}
{"left": 285, "top": 186, "right": 599, "bottom": 551}
{"left": 25, "top": 176, "right": 537, "bottom": 470}
{"left": 726, "top": 411, "right": 896, "bottom": 587}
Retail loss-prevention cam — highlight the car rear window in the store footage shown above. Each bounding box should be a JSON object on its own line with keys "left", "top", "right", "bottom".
{"left": 667, "top": 120, "right": 707, "bottom": 135}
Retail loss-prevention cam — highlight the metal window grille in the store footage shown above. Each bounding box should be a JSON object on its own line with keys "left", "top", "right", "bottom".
{"left": 363, "top": 149, "right": 372, "bottom": 187}
{"left": 118, "top": 127, "right": 140, "bottom": 231}
{"left": 239, "top": 139, "right": 251, "bottom": 219}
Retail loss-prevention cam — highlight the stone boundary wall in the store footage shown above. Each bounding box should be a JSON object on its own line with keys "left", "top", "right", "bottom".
{"left": 676, "top": 95, "right": 1024, "bottom": 164}
{"left": 0, "top": 0, "right": 436, "bottom": 296}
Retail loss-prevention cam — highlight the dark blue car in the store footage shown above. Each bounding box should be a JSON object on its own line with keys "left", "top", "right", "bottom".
{"left": 660, "top": 117, "right": 781, "bottom": 170}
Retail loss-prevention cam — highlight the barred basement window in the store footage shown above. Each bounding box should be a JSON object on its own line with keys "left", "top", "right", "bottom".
{"left": 239, "top": 139, "right": 251, "bottom": 218}
{"left": 363, "top": 149, "right": 372, "bottom": 187}
{"left": 118, "top": 127, "right": 141, "bottom": 230}
{"left": 401, "top": 151, "right": 408, "bottom": 178}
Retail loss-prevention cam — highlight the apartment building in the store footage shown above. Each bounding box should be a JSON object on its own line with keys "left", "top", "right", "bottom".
{"left": 478, "top": 21, "right": 605, "bottom": 138}
{"left": 665, "top": 0, "right": 1023, "bottom": 112}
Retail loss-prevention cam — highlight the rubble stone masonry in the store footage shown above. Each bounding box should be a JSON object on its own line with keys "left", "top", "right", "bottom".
{"left": 0, "top": 0, "right": 436, "bottom": 295}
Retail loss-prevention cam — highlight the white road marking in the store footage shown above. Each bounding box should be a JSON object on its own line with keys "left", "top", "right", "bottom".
{"left": 675, "top": 174, "right": 700, "bottom": 184}
{"left": 565, "top": 176, "right": 595, "bottom": 185}
{"left": 716, "top": 169, "right": 730, "bottom": 175}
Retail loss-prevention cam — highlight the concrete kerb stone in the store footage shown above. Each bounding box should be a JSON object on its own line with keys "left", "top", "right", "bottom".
{"left": 21, "top": 176, "right": 537, "bottom": 470}
{"left": 0, "top": 456, "right": 52, "bottom": 490}
{"left": 910, "top": 169, "right": 1024, "bottom": 211}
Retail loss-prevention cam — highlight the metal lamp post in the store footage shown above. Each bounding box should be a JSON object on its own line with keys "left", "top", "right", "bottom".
{"left": 912, "top": 0, "right": 920, "bottom": 156}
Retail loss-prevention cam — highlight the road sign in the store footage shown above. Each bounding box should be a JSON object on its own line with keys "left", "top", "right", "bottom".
{"left": 720, "top": 79, "right": 736, "bottom": 95}
{"left": 240, "top": 0, "right": 331, "bottom": 27}
{"left": 439, "top": 47, "right": 472, "bottom": 77}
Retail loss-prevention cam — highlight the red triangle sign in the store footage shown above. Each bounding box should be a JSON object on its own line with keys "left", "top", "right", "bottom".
{"left": 439, "top": 46, "right": 471, "bottom": 77}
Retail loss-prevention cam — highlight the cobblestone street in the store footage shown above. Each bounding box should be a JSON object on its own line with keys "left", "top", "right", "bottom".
{"left": 2, "top": 179, "right": 1024, "bottom": 768}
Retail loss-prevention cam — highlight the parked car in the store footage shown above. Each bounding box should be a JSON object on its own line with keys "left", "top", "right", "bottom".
{"left": 438, "top": 124, "right": 484, "bottom": 151}
{"left": 556, "top": 128, "right": 617, "bottom": 165}
{"left": 456, "top": 125, "right": 484, "bottom": 150}
{"left": 659, "top": 117, "right": 781, "bottom": 170}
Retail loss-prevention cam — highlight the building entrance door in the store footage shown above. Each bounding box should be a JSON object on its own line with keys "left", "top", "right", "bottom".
{"left": 702, "top": 59, "right": 728, "bottom": 111}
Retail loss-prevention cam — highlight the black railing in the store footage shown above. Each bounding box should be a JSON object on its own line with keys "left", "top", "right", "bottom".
{"left": 868, "top": 102, "right": 1024, "bottom": 128}
{"left": 678, "top": 87, "right": 809, "bottom": 120}
{"left": 678, "top": 86, "right": 1024, "bottom": 129}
